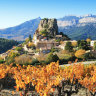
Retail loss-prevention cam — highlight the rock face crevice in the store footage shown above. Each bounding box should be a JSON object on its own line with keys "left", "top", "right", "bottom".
{"left": 38, "top": 18, "right": 58, "bottom": 36}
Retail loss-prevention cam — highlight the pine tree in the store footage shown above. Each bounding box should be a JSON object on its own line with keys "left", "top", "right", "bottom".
{"left": 29, "top": 35, "right": 32, "bottom": 42}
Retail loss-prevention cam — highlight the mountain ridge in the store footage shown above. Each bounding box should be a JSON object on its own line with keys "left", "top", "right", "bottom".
{"left": 0, "top": 17, "right": 41, "bottom": 41}
{"left": 1, "top": 14, "right": 96, "bottom": 40}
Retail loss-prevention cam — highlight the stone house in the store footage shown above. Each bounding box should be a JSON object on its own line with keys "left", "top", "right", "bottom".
{"left": 59, "top": 43, "right": 66, "bottom": 50}
{"left": 90, "top": 40, "right": 96, "bottom": 47}
{"left": 36, "top": 41, "right": 59, "bottom": 53}
{"left": 23, "top": 45, "right": 34, "bottom": 54}
{"left": 33, "top": 33, "right": 40, "bottom": 45}
{"left": 0, "top": 53, "right": 8, "bottom": 61}
{"left": 55, "top": 35, "right": 62, "bottom": 40}
{"left": 58, "top": 40, "right": 77, "bottom": 50}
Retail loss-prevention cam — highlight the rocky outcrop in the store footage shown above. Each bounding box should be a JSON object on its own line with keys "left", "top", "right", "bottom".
{"left": 57, "top": 19, "right": 77, "bottom": 27}
{"left": 37, "top": 18, "right": 58, "bottom": 36}
{"left": 57, "top": 14, "right": 96, "bottom": 28}
{"left": 79, "top": 17, "right": 96, "bottom": 23}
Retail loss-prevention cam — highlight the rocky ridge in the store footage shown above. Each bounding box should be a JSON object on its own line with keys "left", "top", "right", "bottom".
{"left": 37, "top": 18, "right": 58, "bottom": 36}
{"left": 57, "top": 14, "right": 96, "bottom": 28}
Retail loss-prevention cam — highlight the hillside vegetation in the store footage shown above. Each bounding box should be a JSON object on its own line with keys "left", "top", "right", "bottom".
{"left": 60, "top": 24, "right": 96, "bottom": 40}
{"left": 0, "top": 38, "right": 18, "bottom": 53}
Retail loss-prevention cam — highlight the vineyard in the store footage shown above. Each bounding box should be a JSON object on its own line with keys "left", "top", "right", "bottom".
{"left": 0, "top": 61, "right": 96, "bottom": 96}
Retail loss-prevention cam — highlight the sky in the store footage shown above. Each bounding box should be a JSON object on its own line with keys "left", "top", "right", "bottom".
{"left": 0, "top": 0, "right": 96, "bottom": 29}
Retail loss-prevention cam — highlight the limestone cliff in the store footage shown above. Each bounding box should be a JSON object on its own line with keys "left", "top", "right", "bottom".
{"left": 37, "top": 18, "right": 58, "bottom": 36}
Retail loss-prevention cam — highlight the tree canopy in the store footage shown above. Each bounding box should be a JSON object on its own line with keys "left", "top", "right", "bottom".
{"left": 0, "top": 38, "right": 18, "bottom": 54}
{"left": 77, "top": 40, "right": 89, "bottom": 50}
{"left": 65, "top": 41, "right": 73, "bottom": 52}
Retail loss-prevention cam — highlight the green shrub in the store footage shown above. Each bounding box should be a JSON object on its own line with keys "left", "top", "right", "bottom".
{"left": 10, "top": 52, "right": 20, "bottom": 58}
{"left": 39, "top": 61, "right": 47, "bottom": 66}
{"left": 6, "top": 52, "right": 20, "bottom": 65}
{"left": 57, "top": 53, "right": 72, "bottom": 60}
{"left": 40, "top": 29, "right": 48, "bottom": 37}
{"left": 0, "top": 59, "right": 4, "bottom": 63}
{"left": 84, "top": 52, "right": 95, "bottom": 60}
{"left": 46, "top": 52, "right": 59, "bottom": 63}
{"left": 77, "top": 40, "right": 89, "bottom": 50}
{"left": 93, "top": 42, "right": 96, "bottom": 50}
{"left": 51, "top": 48, "right": 56, "bottom": 53}
{"left": 5, "top": 57, "right": 15, "bottom": 65}
{"left": 15, "top": 47, "right": 22, "bottom": 51}
{"left": 55, "top": 39, "right": 61, "bottom": 42}
{"left": 30, "top": 59, "right": 39, "bottom": 66}
{"left": 65, "top": 42, "right": 73, "bottom": 52}
{"left": 43, "top": 18, "right": 48, "bottom": 20}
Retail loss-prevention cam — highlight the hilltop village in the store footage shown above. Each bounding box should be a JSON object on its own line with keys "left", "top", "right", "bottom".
{"left": 0, "top": 18, "right": 96, "bottom": 65}
{"left": 25, "top": 18, "right": 70, "bottom": 53}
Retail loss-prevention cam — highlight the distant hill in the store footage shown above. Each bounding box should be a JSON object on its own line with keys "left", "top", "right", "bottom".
{"left": 0, "top": 38, "right": 18, "bottom": 54}
{"left": 0, "top": 17, "right": 41, "bottom": 41}
{"left": 1, "top": 14, "right": 96, "bottom": 40}
{"left": 58, "top": 14, "right": 96, "bottom": 40}
{"left": 58, "top": 16, "right": 79, "bottom": 21}
{"left": 59, "top": 24, "right": 96, "bottom": 40}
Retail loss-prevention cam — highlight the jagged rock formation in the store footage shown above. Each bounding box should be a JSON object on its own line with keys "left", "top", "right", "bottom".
{"left": 33, "top": 18, "right": 59, "bottom": 45}
{"left": 37, "top": 18, "right": 58, "bottom": 36}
